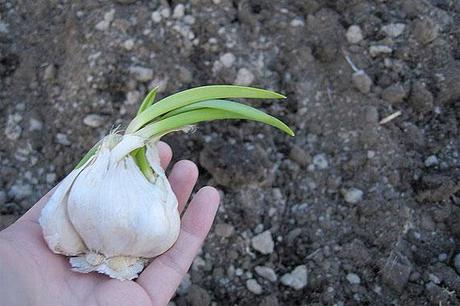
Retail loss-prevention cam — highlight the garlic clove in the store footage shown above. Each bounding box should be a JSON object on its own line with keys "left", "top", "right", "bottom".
{"left": 39, "top": 158, "right": 94, "bottom": 255}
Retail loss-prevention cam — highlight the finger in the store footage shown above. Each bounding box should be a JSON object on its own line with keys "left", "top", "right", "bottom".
{"left": 137, "top": 187, "right": 220, "bottom": 306}
{"left": 168, "top": 160, "right": 198, "bottom": 213}
{"left": 19, "top": 141, "right": 173, "bottom": 223}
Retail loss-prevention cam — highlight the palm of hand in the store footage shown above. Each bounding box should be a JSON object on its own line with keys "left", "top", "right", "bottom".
{"left": 0, "top": 142, "right": 219, "bottom": 306}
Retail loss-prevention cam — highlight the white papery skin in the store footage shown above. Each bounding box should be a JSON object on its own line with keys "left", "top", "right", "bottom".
{"left": 39, "top": 134, "right": 180, "bottom": 280}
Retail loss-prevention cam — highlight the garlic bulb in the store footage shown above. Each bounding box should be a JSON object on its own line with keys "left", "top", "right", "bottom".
{"left": 39, "top": 85, "right": 294, "bottom": 280}
{"left": 39, "top": 134, "right": 180, "bottom": 280}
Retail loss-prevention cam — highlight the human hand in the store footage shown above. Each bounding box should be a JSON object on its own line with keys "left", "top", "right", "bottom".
{"left": 0, "top": 141, "right": 220, "bottom": 306}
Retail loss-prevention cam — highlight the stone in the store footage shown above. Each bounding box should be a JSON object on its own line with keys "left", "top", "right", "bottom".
{"left": 172, "top": 4, "right": 185, "bottom": 19}
{"left": 122, "top": 39, "right": 135, "bottom": 51}
{"left": 413, "top": 17, "right": 439, "bottom": 45}
{"left": 251, "top": 230, "right": 275, "bottom": 254}
{"left": 289, "top": 145, "right": 310, "bottom": 167}
{"left": 125, "top": 90, "right": 141, "bottom": 105}
{"left": 43, "top": 64, "right": 57, "bottom": 81}
{"left": 8, "top": 184, "right": 32, "bottom": 201}
{"left": 5, "top": 114, "right": 22, "bottom": 141}
{"left": 129, "top": 66, "right": 154, "bottom": 82}
{"left": 424, "top": 155, "right": 438, "bottom": 167}
{"left": 29, "top": 118, "right": 43, "bottom": 131}
{"left": 55, "top": 133, "right": 71, "bottom": 146}
{"left": 454, "top": 254, "right": 460, "bottom": 274}
{"left": 255, "top": 266, "right": 277, "bottom": 282}
{"left": 219, "top": 52, "right": 236, "bottom": 68}
{"left": 95, "top": 9, "right": 115, "bottom": 31}
{"left": 342, "top": 188, "right": 364, "bottom": 204}
{"left": 312, "top": 153, "right": 329, "bottom": 170}
{"left": 187, "top": 285, "right": 211, "bottom": 306}
{"left": 280, "top": 265, "right": 308, "bottom": 290}
{"left": 234, "top": 68, "right": 255, "bottom": 86}
{"left": 346, "top": 273, "right": 361, "bottom": 284}
{"left": 409, "top": 81, "right": 433, "bottom": 113}
{"left": 246, "top": 279, "right": 263, "bottom": 295}
{"left": 369, "top": 45, "right": 393, "bottom": 57}
{"left": 151, "top": 11, "right": 162, "bottom": 23}
{"left": 352, "top": 70, "right": 373, "bottom": 94}
{"left": 83, "top": 114, "right": 104, "bottom": 128}
{"left": 381, "top": 23, "right": 406, "bottom": 38}
{"left": 215, "top": 223, "right": 234, "bottom": 238}
{"left": 346, "top": 25, "right": 363, "bottom": 44}
{"left": 381, "top": 84, "right": 406, "bottom": 103}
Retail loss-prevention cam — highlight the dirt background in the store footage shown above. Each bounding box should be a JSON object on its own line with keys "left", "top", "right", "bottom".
{"left": 1, "top": 0, "right": 460, "bottom": 305}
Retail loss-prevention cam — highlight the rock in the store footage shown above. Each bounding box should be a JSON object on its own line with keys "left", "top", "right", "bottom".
{"left": 280, "top": 265, "right": 308, "bottom": 290}
{"left": 381, "top": 23, "right": 406, "bottom": 38}
{"left": 342, "top": 188, "right": 363, "bottom": 204}
{"left": 29, "top": 118, "right": 43, "bottom": 131}
{"left": 46, "top": 173, "right": 57, "bottom": 184}
{"left": 255, "top": 266, "right": 277, "bottom": 282}
{"left": 364, "top": 106, "right": 379, "bottom": 123}
{"left": 409, "top": 81, "right": 433, "bottom": 113}
{"left": 83, "top": 114, "right": 105, "bottom": 128}
{"left": 160, "top": 7, "right": 171, "bottom": 18}
{"left": 369, "top": 45, "right": 393, "bottom": 57}
{"left": 219, "top": 53, "right": 236, "bottom": 68}
{"left": 352, "top": 70, "right": 373, "bottom": 94}
{"left": 246, "top": 279, "right": 263, "bottom": 295}
{"left": 234, "top": 68, "right": 255, "bottom": 86}
{"left": 312, "top": 153, "right": 329, "bottom": 170}
{"left": 346, "top": 273, "right": 361, "bottom": 284}
{"left": 434, "top": 61, "right": 460, "bottom": 104}
{"left": 5, "top": 114, "right": 22, "bottom": 141}
{"left": 454, "top": 254, "right": 460, "bottom": 274}
{"left": 251, "top": 230, "right": 274, "bottom": 254}
{"left": 261, "top": 294, "right": 280, "bottom": 306}
{"left": 8, "top": 183, "right": 32, "bottom": 201}
{"left": 290, "top": 19, "right": 304, "bottom": 27}
{"left": 172, "top": 4, "right": 185, "bottom": 19}
{"left": 381, "top": 84, "right": 406, "bottom": 103}
{"left": 289, "top": 145, "right": 310, "bottom": 167}
{"left": 43, "top": 64, "right": 57, "bottom": 81}
{"left": 187, "top": 285, "right": 211, "bottom": 306}
{"left": 125, "top": 90, "right": 141, "bottom": 105}
{"left": 151, "top": 11, "right": 162, "bottom": 23}
{"left": 55, "top": 133, "right": 71, "bottom": 146}
{"left": 413, "top": 17, "right": 439, "bottom": 45}
{"left": 129, "top": 66, "right": 154, "bottom": 82}
{"left": 215, "top": 223, "right": 234, "bottom": 238}
{"left": 424, "top": 155, "right": 439, "bottom": 167}
{"left": 95, "top": 9, "right": 115, "bottom": 31}
{"left": 382, "top": 262, "right": 411, "bottom": 292}
{"left": 346, "top": 25, "right": 363, "bottom": 44}
{"left": 122, "top": 39, "right": 134, "bottom": 51}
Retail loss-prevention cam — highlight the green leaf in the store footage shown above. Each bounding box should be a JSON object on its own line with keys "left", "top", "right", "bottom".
{"left": 135, "top": 108, "right": 294, "bottom": 139}
{"left": 126, "top": 85, "right": 285, "bottom": 133}
{"left": 161, "top": 99, "right": 294, "bottom": 136}
{"left": 133, "top": 147, "right": 155, "bottom": 180}
{"left": 137, "top": 86, "right": 159, "bottom": 115}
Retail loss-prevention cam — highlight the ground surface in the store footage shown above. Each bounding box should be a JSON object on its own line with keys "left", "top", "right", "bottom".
{"left": 1, "top": 0, "right": 460, "bottom": 305}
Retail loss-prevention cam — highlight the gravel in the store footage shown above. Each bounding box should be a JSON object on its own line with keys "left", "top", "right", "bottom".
{"left": 342, "top": 188, "right": 364, "bottom": 204}
{"left": 129, "top": 66, "right": 154, "bottom": 82}
{"left": 352, "top": 70, "right": 373, "bottom": 94}
{"left": 280, "top": 265, "right": 308, "bottom": 290}
{"left": 246, "top": 279, "right": 263, "bottom": 295}
{"left": 83, "top": 114, "right": 105, "bottom": 128}
{"left": 346, "top": 25, "right": 363, "bottom": 44}
{"left": 255, "top": 266, "right": 278, "bottom": 282}
{"left": 234, "top": 68, "right": 255, "bottom": 86}
{"left": 346, "top": 273, "right": 361, "bottom": 285}
{"left": 251, "top": 230, "right": 275, "bottom": 254}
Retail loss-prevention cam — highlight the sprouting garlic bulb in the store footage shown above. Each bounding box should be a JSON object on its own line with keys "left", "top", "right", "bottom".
{"left": 39, "top": 134, "right": 180, "bottom": 280}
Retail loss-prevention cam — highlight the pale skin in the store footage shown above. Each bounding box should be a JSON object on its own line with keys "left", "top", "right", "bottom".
{"left": 0, "top": 141, "right": 220, "bottom": 306}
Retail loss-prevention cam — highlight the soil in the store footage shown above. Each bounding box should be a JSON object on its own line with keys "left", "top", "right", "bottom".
{"left": 1, "top": 0, "right": 460, "bottom": 305}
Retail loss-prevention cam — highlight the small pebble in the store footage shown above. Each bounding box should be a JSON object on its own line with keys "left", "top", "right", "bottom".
{"left": 55, "top": 133, "right": 71, "bottom": 146}
{"left": 352, "top": 70, "right": 373, "bottom": 94}
{"left": 312, "top": 154, "right": 329, "bottom": 170}
{"left": 215, "top": 223, "right": 234, "bottom": 238}
{"left": 381, "top": 23, "right": 406, "bottom": 38}
{"left": 346, "top": 25, "right": 363, "bottom": 44}
{"left": 369, "top": 45, "right": 393, "bottom": 57}
{"left": 246, "top": 279, "right": 263, "bottom": 295}
{"left": 255, "top": 266, "right": 277, "bottom": 282}
{"left": 129, "top": 66, "right": 154, "bottom": 82}
{"left": 83, "top": 114, "right": 105, "bottom": 128}
{"left": 342, "top": 188, "right": 364, "bottom": 204}
{"left": 234, "top": 68, "right": 255, "bottom": 86}
{"left": 280, "top": 265, "right": 308, "bottom": 290}
{"left": 172, "top": 4, "right": 185, "bottom": 19}
{"left": 413, "top": 17, "right": 439, "bottom": 45}
{"left": 151, "top": 11, "right": 162, "bottom": 23}
{"left": 346, "top": 273, "right": 361, "bottom": 285}
{"left": 381, "top": 84, "right": 406, "bottom": 103}
{"left": 122, "top": 39, "right": 135, "bottom": 51}
{"left": 424, "top": 155, "right": 439, "bottom": 167}
{"left": 251, "top": 230, "right": 274, "bottom": 254}
{"left": 219, "top": 53, "right": 236, "bottom": 68}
